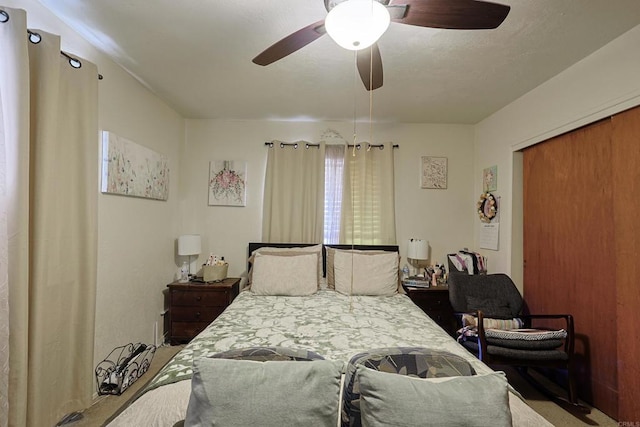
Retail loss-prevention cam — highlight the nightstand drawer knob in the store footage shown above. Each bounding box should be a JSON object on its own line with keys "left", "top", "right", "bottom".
{"left": 195, "top": 311, "right": 201, "bottom": 318}
{"left": 195, "top": 296, "right": 202, "bottom": 301}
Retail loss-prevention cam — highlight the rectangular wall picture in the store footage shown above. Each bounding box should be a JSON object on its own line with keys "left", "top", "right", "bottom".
{"left": 483, "top": 165, "right": 498, "bottom": 192}
{"left": 101, "top": 131, "right": 169, "bottom": 200}
{"left": 421, "top": 156, "right": 448, "bottom": 189}
{"left": 208, "top": 160, "right": 247, "bottom": 206}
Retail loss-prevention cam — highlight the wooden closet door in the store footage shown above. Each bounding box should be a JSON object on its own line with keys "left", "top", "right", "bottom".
{"left": 523, "top": 119, "right": 618, "bottom": 418}
{"left": 611, "top": 107, "right": 640, "bottom": 421}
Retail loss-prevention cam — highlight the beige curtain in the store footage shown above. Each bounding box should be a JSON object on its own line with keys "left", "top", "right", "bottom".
{"left": 262, "top": 141, "right": 325, "bottom": 243}
{"left": 0, "top": 7, "right": 98, "bottom": 427}
{"left": 340, "top": 143, "right": 396, "bottom": 245}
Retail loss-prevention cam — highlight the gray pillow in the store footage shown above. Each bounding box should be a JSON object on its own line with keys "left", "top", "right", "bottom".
{"left": 185, "top": 358, "right": 343, "bottom": 427}
{"left": 357, "top": 367, "right": 513, "bottom": 427}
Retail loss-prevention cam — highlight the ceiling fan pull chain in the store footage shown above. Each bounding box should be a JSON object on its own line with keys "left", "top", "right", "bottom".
{"left": 368, "top": 43, "right": 374, "bottom": 150}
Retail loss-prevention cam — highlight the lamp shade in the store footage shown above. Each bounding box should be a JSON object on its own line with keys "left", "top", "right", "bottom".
{"left": 178, "top": 234, "right": 201, "bottom": 256}
{"left": 407, "top": 239, "right": 428, "bottom": 260}
{"left": 325, "top": 0, "right": 391, "bottom": 51}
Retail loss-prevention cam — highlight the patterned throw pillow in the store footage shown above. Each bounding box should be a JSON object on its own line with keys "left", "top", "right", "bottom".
{"left": 462, "top": 314, "right": 524, "bottom": 330}
{"left": 342, "top": 347, "right": 476, "bottom": 427}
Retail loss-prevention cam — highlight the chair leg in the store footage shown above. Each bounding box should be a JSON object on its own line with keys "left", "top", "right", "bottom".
{"left": 515, "top": 367, "right": 591, "bottom": 414}
{"left": 566, "top": 362, "right": 580, "bottom": 408}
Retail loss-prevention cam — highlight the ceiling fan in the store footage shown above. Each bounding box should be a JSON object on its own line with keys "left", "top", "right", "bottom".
{"left": 252, "top": 0, "right": 510, "bottom": 91}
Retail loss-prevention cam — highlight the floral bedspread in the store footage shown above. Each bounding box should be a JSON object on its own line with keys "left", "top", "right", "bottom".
{"left": 143, "top": 289, "right": 493, "bottom": 393}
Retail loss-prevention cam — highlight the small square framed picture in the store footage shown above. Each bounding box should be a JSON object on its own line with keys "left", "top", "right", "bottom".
{"left": 421, "top": 156, "right": 447, "bottom": 189}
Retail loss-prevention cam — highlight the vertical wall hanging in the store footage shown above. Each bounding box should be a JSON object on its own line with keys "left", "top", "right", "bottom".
{"left": 208, "top": 160, "right": 247, "bottom": 206}
{"left": 483, "top": 165, "right": 498, "bottom": 192}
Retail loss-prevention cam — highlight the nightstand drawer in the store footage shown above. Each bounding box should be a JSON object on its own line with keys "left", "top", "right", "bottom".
{"left": 403, "top": 285, "right": 456, "bottom": 337}
{"left": 166, "top": 278, "right": 241, "bottom": 345}
{"left": 171, "top": 322, "right": 210, "bottom": 341}
{"left": 426, "top": 309, "right": 453, "bottom": 324}
{"left": 171, "top": 306, "right": 223, "bottom": 322}
{"left": 408, "top": 293, "right": 449, "bottom": 311}
{"left": 171, "top": 289, "right": 229, "bottom": 307}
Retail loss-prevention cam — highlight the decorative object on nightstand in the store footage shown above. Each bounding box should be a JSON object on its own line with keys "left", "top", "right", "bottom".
{"left": 402, "top": 283, "right": 456, "bottom": 337}
{"left": 178, "top": 234, "right": 201, "bottom": 280}
{"left": 200, "top": 253, "right": 229, "bottom": 282}
{"left": 167, "top": 277, "right": 240, "bottom": 344}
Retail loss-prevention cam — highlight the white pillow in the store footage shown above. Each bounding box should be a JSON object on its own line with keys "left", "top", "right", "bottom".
{"left": 325, "top": 248, "right": 387, "bottom": 289}
{"left": 251, "top": 252, "right": 318, "bottom": 296}
{"left": 249, "top": 244, "right": 323, "bottom": 285}
{"left": 333, "top": 251, "right": 398, "bottom": 296}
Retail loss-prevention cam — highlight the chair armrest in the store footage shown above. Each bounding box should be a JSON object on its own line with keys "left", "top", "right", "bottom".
{"left": 520, "top": 314, "right": 572, "bottom": 320}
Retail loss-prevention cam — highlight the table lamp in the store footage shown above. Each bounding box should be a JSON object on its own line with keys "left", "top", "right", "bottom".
{"left": 178, "top": 234, "right": 201, "bottom": 278}
{"left": 407, "top": 238, "right": 429, "bottom": 276}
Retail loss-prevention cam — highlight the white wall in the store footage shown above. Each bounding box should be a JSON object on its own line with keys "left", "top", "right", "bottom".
{"left": 183, "top": 120, "right": 475, "bottom": 278}
{"left": 7, "top": 0, "right": 186, "bottom": 372}
{"left": 20, "top": 0, "right": 640, "bottom": 390}
{"left": 474, "top": 24, "right": 640, "bottom": 291}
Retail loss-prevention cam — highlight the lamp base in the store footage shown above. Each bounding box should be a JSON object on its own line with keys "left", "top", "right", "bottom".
{"left": 408, "top": 258, "right": 429, "bottom": 276}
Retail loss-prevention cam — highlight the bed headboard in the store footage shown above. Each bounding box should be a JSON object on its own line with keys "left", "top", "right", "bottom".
{"left": 247, "top": 243, "right": 399, "bottom": 276}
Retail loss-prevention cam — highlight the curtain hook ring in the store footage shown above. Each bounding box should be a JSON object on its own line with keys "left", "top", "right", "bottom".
{"left": 28, "top": 30, "right": 42, "bottom": 44}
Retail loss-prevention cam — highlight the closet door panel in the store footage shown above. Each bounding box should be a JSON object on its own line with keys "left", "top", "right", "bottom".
{"left": 611, "top": 106, "right": 640, "bottom": 422}
{"left": 523, "top": 119, "right": 617, "bottom": 418}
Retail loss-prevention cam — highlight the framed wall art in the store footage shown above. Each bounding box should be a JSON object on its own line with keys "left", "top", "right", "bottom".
{"left": 101, "top": 131, "right": 169, "bottom": 200}
{"left": 421, "top": 156, "right": 448, "bottom": 189}
{"left": 483, "top": 165, "right": 498, "bottom": 192}
{"left": 208, "top": 160, "right": 247, "bottom": 206}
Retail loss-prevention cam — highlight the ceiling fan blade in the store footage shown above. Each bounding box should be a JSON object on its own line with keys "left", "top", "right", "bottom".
{"left": 253, "top": 20, "right": 327, "bottom": 66}
{"left": 357, "top": 43, "right": 383, "bottom": 91}
{"left": 390, "top": 0, "right": 510, "bottom": 30}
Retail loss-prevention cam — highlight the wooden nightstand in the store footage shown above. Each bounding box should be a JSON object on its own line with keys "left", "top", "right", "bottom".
{"left": 167, "top": 277, "right": 240, "bottom": 345}
{"left": 403, "top": 284, "right": 456, "bottom": 337}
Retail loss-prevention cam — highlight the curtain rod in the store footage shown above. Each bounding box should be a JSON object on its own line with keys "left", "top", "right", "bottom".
{"left": 0, "top": 14, "right": 105, "bottom": 80}
{"left": 0, "top": 9, "right": 104, "bottom": 80}
{"left": 264, "top": 142, "right": 399, "bottom": 149}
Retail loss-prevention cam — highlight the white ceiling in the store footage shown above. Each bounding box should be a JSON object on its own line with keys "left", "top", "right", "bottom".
{"left": 38, "top": 0, "right": 640, "bottom": 124}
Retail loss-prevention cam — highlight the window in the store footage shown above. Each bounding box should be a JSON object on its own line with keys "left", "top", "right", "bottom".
{"left": 323, "top": 143, "right": 396, "bottom": 245}
{"left": 263, "top": 141, "right": 395, "bottom": 245}
{"left": 324, "top": 145, "right": 345, "bottom": 244}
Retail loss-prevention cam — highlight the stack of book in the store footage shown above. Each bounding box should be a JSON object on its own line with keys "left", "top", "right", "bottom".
{"left": 403, "top": 277, "right": 431, "bottom": 288}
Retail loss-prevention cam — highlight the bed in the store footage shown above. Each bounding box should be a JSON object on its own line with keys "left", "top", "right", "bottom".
{"left": 106, "top": 243, "right": 552, "bottom": 427}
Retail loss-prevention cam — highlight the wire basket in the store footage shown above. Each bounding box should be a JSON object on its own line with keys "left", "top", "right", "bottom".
{"left": 95, "top": 342, "right": 156, "bottom": 395}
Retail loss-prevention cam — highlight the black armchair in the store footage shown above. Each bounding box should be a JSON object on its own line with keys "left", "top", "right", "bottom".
{"left": 448, "top": 273, "right": 588, "bottom": 412}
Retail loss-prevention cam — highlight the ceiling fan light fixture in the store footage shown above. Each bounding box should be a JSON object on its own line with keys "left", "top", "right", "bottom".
{"left": 325, "top": 0, "right": 390, "bottom": 51}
